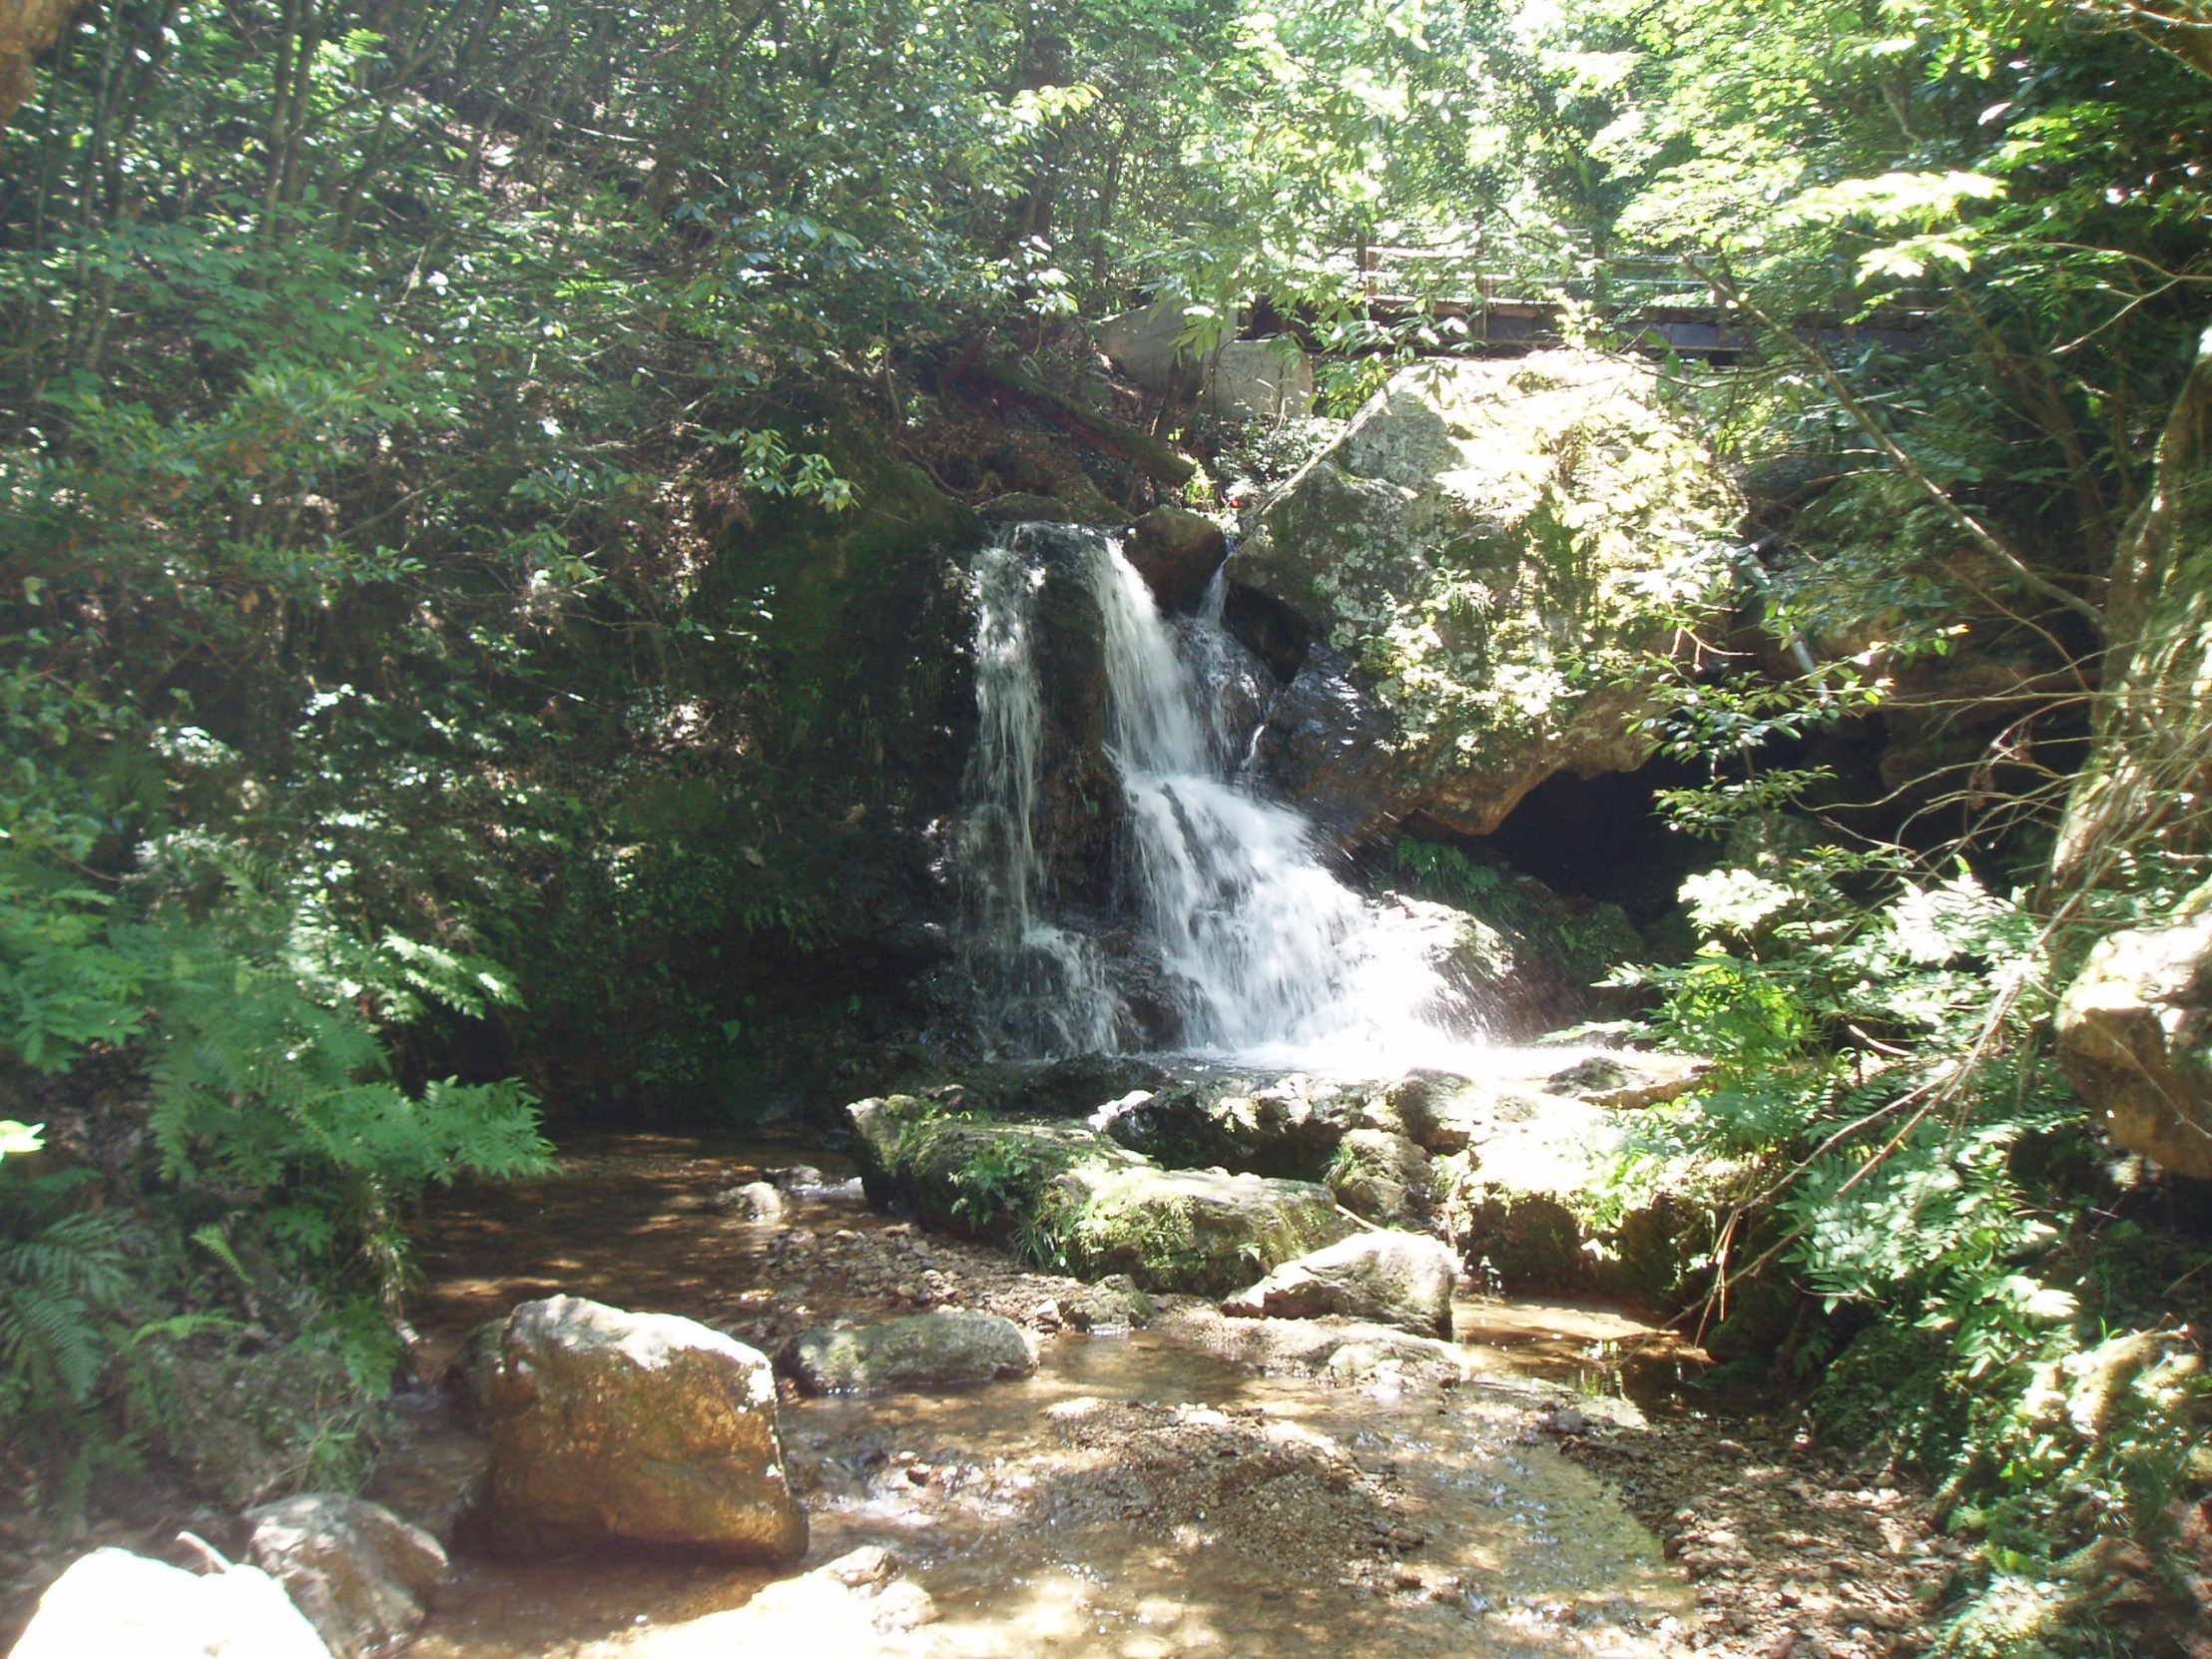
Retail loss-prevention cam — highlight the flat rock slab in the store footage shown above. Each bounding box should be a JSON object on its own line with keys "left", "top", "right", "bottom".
{"left": 779, "top": 1310, "right": 1038, "bottom": 1393}
{"left": 1223, "top": 1230, "right": 1461, "bottom": 1338}
{"left": 488, "top": 1295, "right": 807, "bottom": 1561}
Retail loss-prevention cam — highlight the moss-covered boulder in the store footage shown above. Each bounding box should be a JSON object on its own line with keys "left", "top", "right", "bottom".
{"left": 1427, "top": 1086, "right": 1708, "bottom": 1305}
{"left": 846, "top": 1095, "right": 1356, "bottom": 1294}
{"left": 847, "top": 1095, "right": 1142, "bottom": 1227}
{"left": 1227, "top": 351, "right": 1735, "bottom": 841}
{"left": 777, "top": 1310, "right": 1038, "bottom": 1393}
{"left": 1050, "top": 1163, "right": 1354, "bottom": 1295}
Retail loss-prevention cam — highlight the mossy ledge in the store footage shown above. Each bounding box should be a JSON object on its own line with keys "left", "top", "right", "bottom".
{"left": 847, "top": 1096, "right": 1355, "bottom": 1296}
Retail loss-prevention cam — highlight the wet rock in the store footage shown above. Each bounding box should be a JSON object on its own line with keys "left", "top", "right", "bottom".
{"left": 848, "top": 1095, "right": 1353, "bottom": 1294}
{"left": 442, "top": 1317, "right": 504, "bottom": 1431}
{"left": 1222, "top": 1230, "right": 1459, "bottom": 1338}
{"left": 1541, "top": 1054, "right": 1706, "bottom": 1109}
{"left": 10, "top": 1547, "right": 331, "bottom": 1659}
{"left": 1057, "top": 1274, "right": 1156, "bottom": 1333}
{"left": 1011, "top": 1053, "right": 1175, "bottom": 1117}
{"left": 1383, "top": 1070, "right": 1480, "bottom": 1155}
{"left": 976, "top": 488, "right": 1124, "bottom": 526}
{"left": 1432, "top": 882, "right": 1645, "bottom": 1041}
{"left": 778, "top": 1309, "right": 1039, "bottom": 1393}
{"left": 358, "top": 1411, "right": 489, "bottom": 1545}
{"left": 572, "top": 1545, "right": 939, "bottom": 1656}
{"left": 1226, "top": 351, "right": 1734, "bottom": 838}
{"left": 772, "top": 1164, "right": 828, "bottom": 1192}
{"left": 2055, "top": 896, "right": 2212, "bottom": 1177}
{"left": 1316, "top": 1331, "right": 1470, "bottom": 1387}
{"left": 1327, "top": 1129, "right": 1432, "bottom": 1227}
{"left": 1545, "top": 1057, "right": 1634, "bottom": 1095}
{"left": 1434, "top": 1092, "right": 1704, "bottom": 1302}
{"left": 1054, "top": 1162, "right": 1355, "bottom": 1295}
{"left": 243, "top": 1493, "right": 446, "bottom": 1659}
{"left": 1095, "top": 1077, "right": 1367, "bottom": 1177}
{"left": 1122, "top": 504, "right": 1229, "bottom": 614}
{"left": 486, "top": 1295, "right": 807, "bottom": 1562}
{"left": 707, "top": 1180, "right": 786, "bottom": 1220}
{"left": 1251, "top": 645, "right": 1400, "bottom": 844}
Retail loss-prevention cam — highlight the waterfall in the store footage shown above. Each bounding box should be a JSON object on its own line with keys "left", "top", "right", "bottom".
{"left": 959, "top": 524, "right": 1481, "bottom": 1069}
{"left": 956, "top": 533, "right": 1124, "bottom": 1055}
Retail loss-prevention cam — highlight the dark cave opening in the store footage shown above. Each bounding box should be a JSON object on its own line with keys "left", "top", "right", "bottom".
{"left": 1453, "top": 757, "right": 1710, "bottom": 929}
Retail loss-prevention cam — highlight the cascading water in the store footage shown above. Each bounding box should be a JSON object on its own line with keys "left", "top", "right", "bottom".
{"left": 959, "top": 523, "right": 1484, "bottom": 1070}
{"left": 957, "top": 533, "right": 1124, "bottom": 1055}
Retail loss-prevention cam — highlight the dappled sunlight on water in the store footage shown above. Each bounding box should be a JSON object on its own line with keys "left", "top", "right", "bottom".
{"left": 404, "top": 1137, "right": 1694, "bottom": 1659}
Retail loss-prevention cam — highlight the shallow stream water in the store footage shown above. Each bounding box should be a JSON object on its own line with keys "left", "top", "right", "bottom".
{"left": 395, "top": 1136, "right": 1697, "bottom": 1659}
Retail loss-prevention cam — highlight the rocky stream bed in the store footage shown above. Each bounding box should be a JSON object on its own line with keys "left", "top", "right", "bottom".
{"left": 120, "top": 1129, "right": 1970, "bottom": 1659}
{"left": 2, "top": 1041, "right": 1978, "bottom": 1659}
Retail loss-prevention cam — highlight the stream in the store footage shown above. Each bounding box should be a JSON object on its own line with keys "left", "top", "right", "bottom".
{"left": 389, "top": 1136, "right": 1697, "bottom": 1659}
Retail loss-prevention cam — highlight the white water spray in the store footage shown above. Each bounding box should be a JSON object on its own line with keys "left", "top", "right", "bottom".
{"left": 960, "top": 524, "right": 1485, "bottom": 1070}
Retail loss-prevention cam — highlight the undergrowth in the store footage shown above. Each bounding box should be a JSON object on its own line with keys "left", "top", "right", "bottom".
{"left": 1587, "top": 647, "right": 2212, "bottom": 1655}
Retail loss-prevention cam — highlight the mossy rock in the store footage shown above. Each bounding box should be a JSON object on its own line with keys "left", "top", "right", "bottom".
{"left": 1433, "top": 1089, "right": 1712, "bottom": 1305}
{"left": 1050, "top": 1163, "right": 1354, "bottom": 1296}
{"left": 1326, "top": 1128, "right": 1433, "bottom": 1227}
{"left": 1228, "top": 351, "right": 1736, "bottom": 840}
{"left": 846, "top": 1095, "right": 1356, "bottom": 1293}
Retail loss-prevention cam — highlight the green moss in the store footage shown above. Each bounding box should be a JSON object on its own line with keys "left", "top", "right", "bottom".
{"left": 1239, "top": 351, "right": 1735, "bottom": 806}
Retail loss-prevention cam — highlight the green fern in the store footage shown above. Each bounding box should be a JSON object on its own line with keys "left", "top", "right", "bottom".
{"left": 0, "top": 1171, "right": 140, "bottom": 1421}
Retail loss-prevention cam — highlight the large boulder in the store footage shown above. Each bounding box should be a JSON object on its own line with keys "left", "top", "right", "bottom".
{"left": 1429, "top": 876, "right": 1645, "bottom": 1041}
{"left": 1121, "top": 505, "right": 1229, "bottom": 614}
{"left": 1050, "top": 1162, "right": 1354, "bottom": 1295}
{"left": 243, "top": 1494, "right": 446, "bottom": 1659}
{"left": 1093, "top": 1075, "right": 1371, "bottom": 1177}
{"left": 1430, "top": 1088, "right": 1704, "bottom": 1304}
{"left": 1221, "top": 1230, "right": 1460, "bottom": 1338}
{"left": 10, "top": 1548, "right": 331, "bottom": 1659}
{"left": 486, "top": 1296, "right": 807, "bottom": 1561}
{"left": 778, "top": 1310, "right": 1038, "bottom": 1393}
{"left": 1226, "top": 351, "right": 1735, "bottom": 841}
{"left": 847, "top": 1097, "right": 1141, "bottom": 1225}
{"left": 2056, "top": 897, "right": 2212, "bottom": 1178}
{"left": 848, "top": 1096, "right": 1356, "bottom": 1294}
